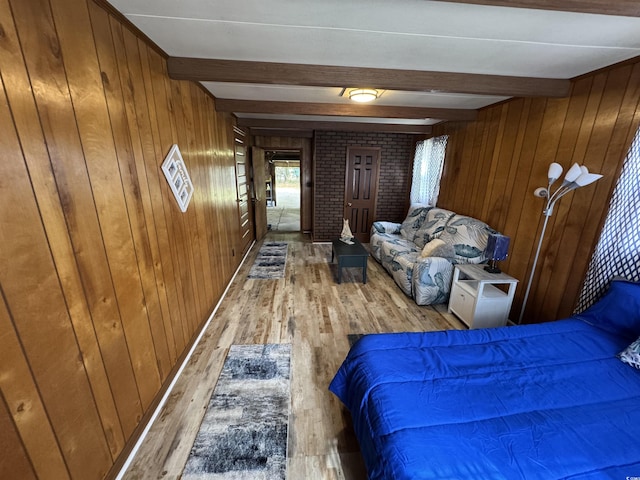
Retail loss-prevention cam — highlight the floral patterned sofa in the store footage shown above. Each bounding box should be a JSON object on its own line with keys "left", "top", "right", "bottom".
{"left": 370, "top": 206, "right": 497, "bottom": 305}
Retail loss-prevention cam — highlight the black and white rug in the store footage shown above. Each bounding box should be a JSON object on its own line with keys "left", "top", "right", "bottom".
{"left": 182, "top": 344, "right": 292, "bottom": 480}
{"left": 247, "top": 242, "right": 288, "bottom": 279}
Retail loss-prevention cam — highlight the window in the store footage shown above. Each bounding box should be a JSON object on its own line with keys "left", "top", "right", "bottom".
{"left": 410, "top": 135, "right": 448, "bottom": 206}
{"left": 576, "top": 126, "right": 640, "bottom": 312}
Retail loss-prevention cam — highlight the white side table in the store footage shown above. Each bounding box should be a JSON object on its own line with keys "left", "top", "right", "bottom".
{"left": 448, "top": 264, "right": 518, "bottom": 329}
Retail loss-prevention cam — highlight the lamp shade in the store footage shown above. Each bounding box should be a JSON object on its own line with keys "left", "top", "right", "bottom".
{"left": 547, "top": 163, "right": 563, "bottom": 184}
{"left": 485, "top": 233, "right": 510, "bottom": 261}
{"left": 563, "top": 163, "right": 583, "bottom": 183}
{"left": 574, "top": 172, "right": 603, "bottom": 187}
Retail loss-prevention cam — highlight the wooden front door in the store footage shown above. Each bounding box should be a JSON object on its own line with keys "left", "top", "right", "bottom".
{"left": 344, "top": 147, "right": 381, "bottom": 243}
{"left": 252, "top": 146, "right": 268, "bottom": 240}
{"left": 234, "top": 127, "right": 253, "bottom": 255}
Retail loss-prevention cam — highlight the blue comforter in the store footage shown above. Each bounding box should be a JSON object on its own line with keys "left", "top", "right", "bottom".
{"left": 329, "top": 280, "right": 640, "bottom": 480}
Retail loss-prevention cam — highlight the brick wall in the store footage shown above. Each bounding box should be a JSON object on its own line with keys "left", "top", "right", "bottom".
{"left": 314, "top": 131, "right": 416, "bottom": 241}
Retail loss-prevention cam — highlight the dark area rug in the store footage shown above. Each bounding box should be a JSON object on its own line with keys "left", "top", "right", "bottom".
{"left": 247, "top": 242, "right": 288, "bottom": 279}
{"left": 182, "top": 344, "right": 292, "bottom": 480}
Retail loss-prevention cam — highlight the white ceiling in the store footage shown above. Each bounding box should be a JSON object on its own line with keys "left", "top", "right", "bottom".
{"left": 107, "top": 0, "right": 640, "bottom": 132}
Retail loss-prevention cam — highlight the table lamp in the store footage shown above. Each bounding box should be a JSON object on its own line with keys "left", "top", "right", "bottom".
{"left": 484, "top": 233, "right": 510, "bottom": 274}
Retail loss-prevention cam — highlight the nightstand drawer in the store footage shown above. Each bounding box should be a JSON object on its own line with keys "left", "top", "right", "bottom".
{"left": 449, "top": 284, "right": 475, "bottom": 326}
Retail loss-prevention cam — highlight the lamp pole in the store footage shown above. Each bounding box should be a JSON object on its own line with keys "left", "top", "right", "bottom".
{"left": 517, "top": 197, "right": 552, "bottom": 325}
{"left": 517, "top": 163, "right": 603, "bottom": 324}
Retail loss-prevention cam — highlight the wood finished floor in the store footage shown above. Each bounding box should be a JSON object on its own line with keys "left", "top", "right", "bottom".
{"left": 122, "top": 232, "right": 465, "bottom": 479}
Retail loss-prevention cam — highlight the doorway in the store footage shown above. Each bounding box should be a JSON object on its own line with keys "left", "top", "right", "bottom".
{"left": 266, "top": 151, "right": 301, "bottom": 232}
{"left": 344, "top": 146, "right": 381, "bottom": 243}
{"left": 233, "top": 127, "right": 253, "bottom": 253}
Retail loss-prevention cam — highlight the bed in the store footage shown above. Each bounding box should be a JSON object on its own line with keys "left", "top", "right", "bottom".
{"left": 329, "top": 278, "right": 640, "bottom": 479}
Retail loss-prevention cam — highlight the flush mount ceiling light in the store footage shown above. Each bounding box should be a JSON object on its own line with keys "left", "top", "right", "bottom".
{"left": 348, "top": 88, "right": 379, "bottom": 103}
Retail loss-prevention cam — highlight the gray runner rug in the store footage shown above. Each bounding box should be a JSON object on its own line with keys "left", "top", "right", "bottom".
{"left": 182, "top": 343, "right": 291, "bottom": 480}
{"left": 247, "top": 242, "right": 288, "bottom": 279}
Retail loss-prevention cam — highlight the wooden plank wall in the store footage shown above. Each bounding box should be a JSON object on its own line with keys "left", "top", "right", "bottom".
{"left": 0, "top": 0, "right": 242, "bottom": 479}
{"left": 434, "top": 58, "right": 640, "bottom": 324}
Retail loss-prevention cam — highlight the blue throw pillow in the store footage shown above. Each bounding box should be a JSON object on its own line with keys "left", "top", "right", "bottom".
{"left": 577, "top": 278, "right": 640, "bottom": 339}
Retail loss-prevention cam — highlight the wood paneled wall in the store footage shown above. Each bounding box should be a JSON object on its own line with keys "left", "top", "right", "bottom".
{"left": 435, "top": 59, "right": 640, "bottom": 324}
{"left": 253, "top": 135, "right": 313, "bottom": 232}
{"left": 0, "top": 0, "right": 242, "bottom": 479}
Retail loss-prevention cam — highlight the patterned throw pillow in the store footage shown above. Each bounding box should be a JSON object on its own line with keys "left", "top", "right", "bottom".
{"left": 420, "top": 238, "right": 456, "bottom": 259}
{"left": 400, "top": 206, "right": 430, "bottom": 243}
{"left": 413, "top": 208, "right": 456, "bottom": 249}
{"left": 618, "top": 337, "right": 640, "bottom": 370}
{"left": 437, "top": 215, "right": 494, "bottom": 264}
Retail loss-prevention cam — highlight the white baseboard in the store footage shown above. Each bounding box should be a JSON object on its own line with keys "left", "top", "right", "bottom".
{"left": 115, "top": 240, "right": 256, "bottom": 479}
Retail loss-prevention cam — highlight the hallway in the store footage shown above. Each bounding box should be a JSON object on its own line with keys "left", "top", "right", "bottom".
{"left": 267, "top": 186, "right": 300, "bottom": 232}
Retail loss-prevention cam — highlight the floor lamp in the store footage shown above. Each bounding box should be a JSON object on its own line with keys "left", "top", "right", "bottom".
{"left": 517, "top": 162, "right": 603, "bottom": 324}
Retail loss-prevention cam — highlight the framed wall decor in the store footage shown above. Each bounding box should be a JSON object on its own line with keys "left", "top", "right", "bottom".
{"left": 161, "top": 144, "right": 194, "bottom": 212}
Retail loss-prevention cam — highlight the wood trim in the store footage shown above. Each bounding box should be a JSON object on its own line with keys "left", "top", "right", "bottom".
{"left": 431, "top": 0, "right": 640, "bottom": 16}
{"left": 572, "top": 55, "right": 640, "bottom": 82}
{"left": 251, "top": 136, "right": 313, "bottom": 232}
{"left": 238, "top": 118, "right": 433, "bottom": 134}
{"left": 251, "top": 146, "right": 268, "bottom": 240}
{"left": 233, "top": 125, "right": 247, "bottom": 137}
{"left": 167, "top": 58, "right": 571, "bottom": 98}
{"left": 219, "top": 100, "right": 476, "bottom": 121}
{"left": 248, "top": 128, "right": 314, "bottom": 138}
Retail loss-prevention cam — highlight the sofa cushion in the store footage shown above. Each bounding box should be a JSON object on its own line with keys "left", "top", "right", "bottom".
{"left": 370, "top": 231, "right": 401, "bottom": 262}
{"left": 438, "top": 214, "right": 493, "bottom": 264}
{"left": 379, "top": 236, "right": 420, "bottom": 262}
{"left": 400, "top": 206, "right": 431, "bottom": 243}
{"left": 382, "top": 248, "right": 420, "bottom": 296}
{"left": 420, "top": 238, "right": 456, "bottom": 259}
{"left": 413, "top": 208, "right": 456, "bottom": 249}
{"left": 375, "top": 238, "right": 421, "bottom": 296}
{"left": 372, "top": 221, "right": 401, "bottom": 235}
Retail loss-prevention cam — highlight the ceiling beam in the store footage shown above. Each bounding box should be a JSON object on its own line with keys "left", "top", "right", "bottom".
{"left": 168, "top": 58, "right": 570, "bottom": 98}
{"left": 238, "top": 118, "right": 433, "bottom": 135}
{"left": 216, "top": 100, "right": 476, "bottom": 121}
{"left": 251, "top": 129, "right": 314, "bottom": 138}
{"left": 431, "top": 0, "right": 640, "bottom": 17}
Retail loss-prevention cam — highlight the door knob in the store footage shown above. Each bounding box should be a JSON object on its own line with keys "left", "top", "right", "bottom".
{"left": 347, "top": 202, "right": 352, "bottom": 207}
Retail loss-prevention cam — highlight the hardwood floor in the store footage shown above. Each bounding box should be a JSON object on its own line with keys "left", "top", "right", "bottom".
{"left": 121, "top": 232, "right": 465, "bottom": 479}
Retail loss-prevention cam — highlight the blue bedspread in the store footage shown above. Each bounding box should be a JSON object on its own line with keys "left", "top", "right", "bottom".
{"left": 329, "top": 280, "right": 640, "bottom": 480}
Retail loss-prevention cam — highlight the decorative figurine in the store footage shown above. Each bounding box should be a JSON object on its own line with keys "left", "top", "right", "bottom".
{"left": 340, "top": 219, "right": 354, "bottom": 245}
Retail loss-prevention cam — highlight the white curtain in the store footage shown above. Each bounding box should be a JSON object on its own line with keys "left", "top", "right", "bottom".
{"left": 576, "top": 126, "right": 640, "bottom": 312}
{"left": 410, "top": 135, "right": 448, "bottom": 206}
